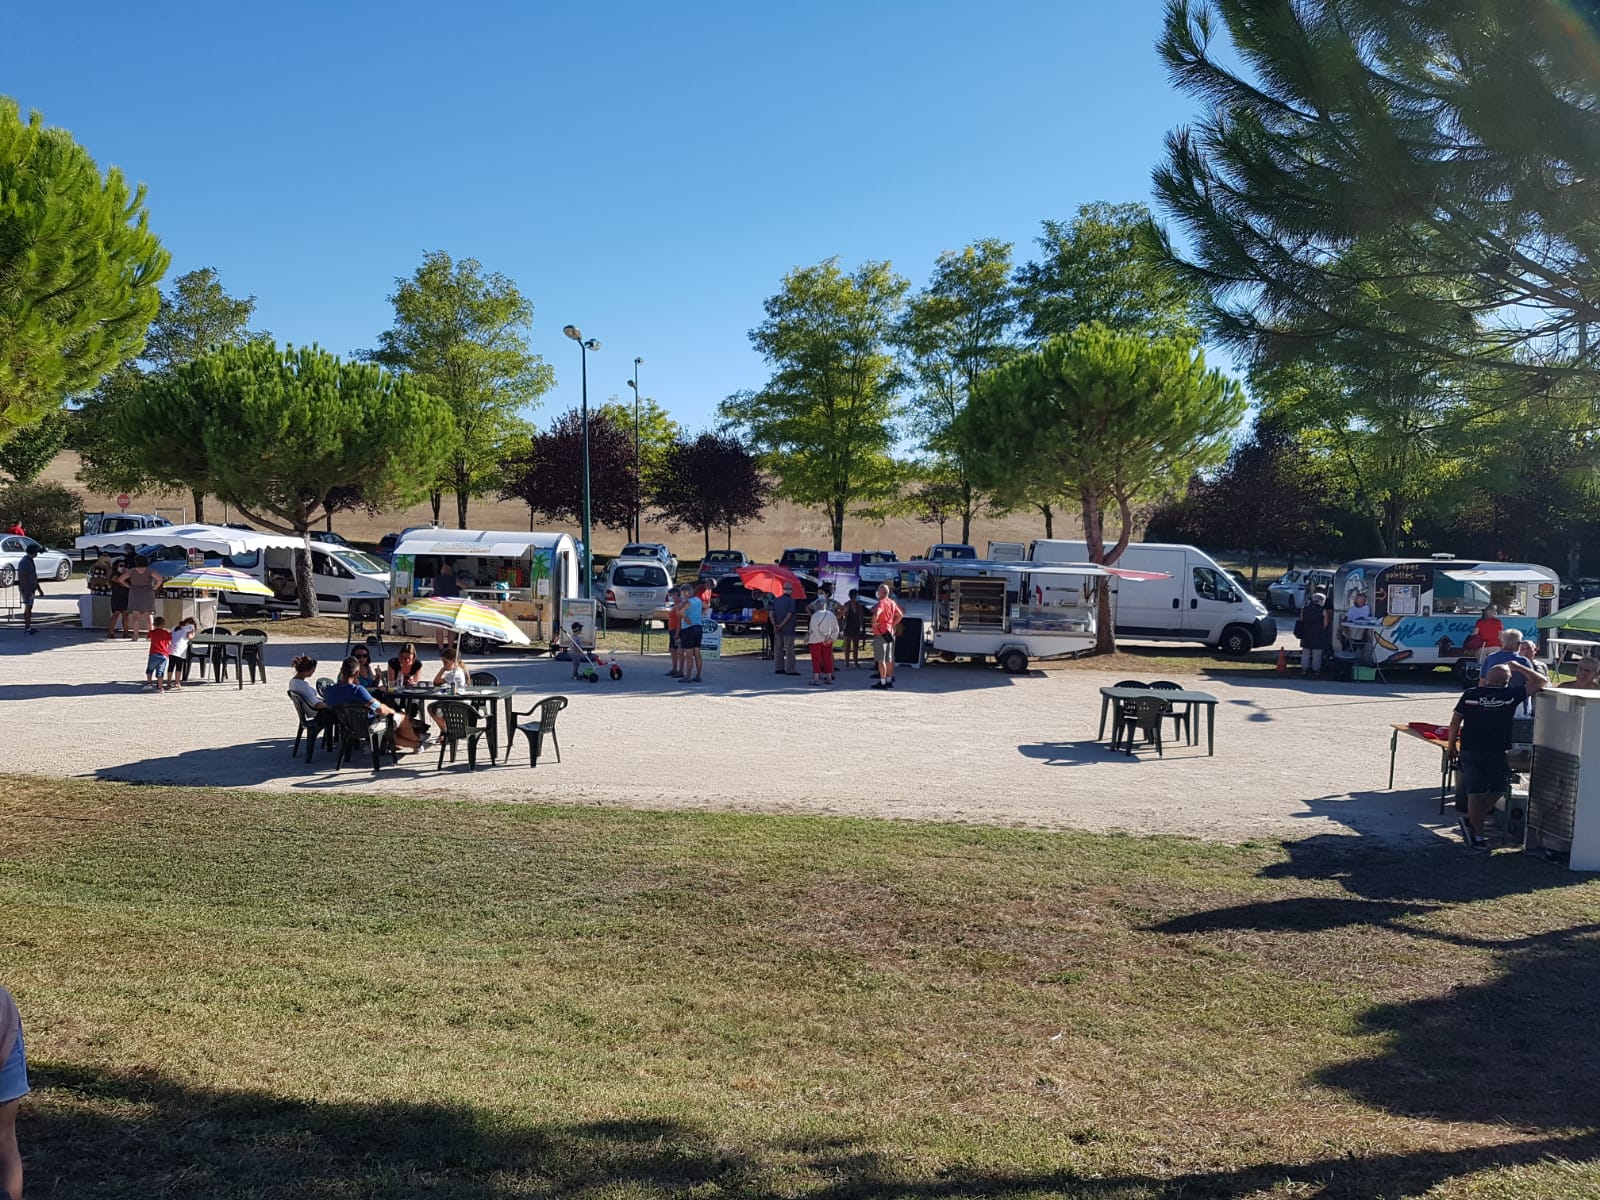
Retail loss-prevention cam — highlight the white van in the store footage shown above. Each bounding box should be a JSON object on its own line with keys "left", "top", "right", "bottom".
{"left": 1028, "top": 540, "right": 1278, "bottom": 655}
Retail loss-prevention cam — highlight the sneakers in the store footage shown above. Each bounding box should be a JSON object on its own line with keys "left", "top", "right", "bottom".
{"left": 1456, "top": 815, "right": 1474, "bottom": 847}
{"left": 1471, "top": 837, "right": 1491, "bottom": 853}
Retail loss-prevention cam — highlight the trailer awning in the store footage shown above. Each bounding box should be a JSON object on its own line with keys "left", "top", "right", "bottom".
{"left": 74, "top": 523, "right": 307, "bottom": 556}
{"left": 1439, "top": 568, "right": 1542, "bottom": 584}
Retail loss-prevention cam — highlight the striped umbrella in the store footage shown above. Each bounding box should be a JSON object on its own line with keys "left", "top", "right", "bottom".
{"left": 158, "top": 566, "right": 275, "bottom": 597}
{"left": 393, "top": 595, "right": 532, "bottom": 646}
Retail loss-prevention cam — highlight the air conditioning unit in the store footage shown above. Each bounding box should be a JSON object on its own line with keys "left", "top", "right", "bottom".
{"left": 1527, "top": 689, "right": 1600, "bottom": 869}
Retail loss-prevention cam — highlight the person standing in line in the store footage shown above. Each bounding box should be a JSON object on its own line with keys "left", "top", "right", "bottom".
{"left": 807, "top": 600, "right": 840, "bottom": 685}
{"left": 870, "top": 582, "right": 903, "bottom": 690}
{"left": 0, "top": 984, "right": 27, "bottom": 1200}
{"left": 121, "top": 555, "right": 163, "bottom": 640}
{"left": 678, "top": 582, "right": 705, "bottom": 683}
{"left": 1296, "top": 591, "right": 1332, "bottom": 676}
{"left": 107, "top": 545, "right": 133, "bottom": 639}
{"left": 16, "top": 546, "right": 41, "bottom": 635}
{"left": 840, "top": 588, "right": 867, "bottom": 669}
{"left": 663, "top": 587, "right": 683, "bottom": 677}
{"left": 1446, "top": 662, "right": 1521, "bottom": 851}
{"left": 143, "top": 616, "right": 172, "bottom": 692}
{"left": 810, "top": 580, "right": 837, "bottom": 615}
{"left": 770, "top": 586, "right": 798, "bottom": 676}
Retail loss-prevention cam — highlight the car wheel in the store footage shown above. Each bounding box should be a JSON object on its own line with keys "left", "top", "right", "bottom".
{"left": 55, "top": 559, "right": 73, "bottom": 581}
{"left": 999, "top": 648, "right": 1029, "bottom": 674}
{"left": 459, "top": 633, "right": 487, "bottom": 655}
{"left": 0, "top": 565, "right": 14, "bottom": 587}
{"left": 228, "top": 600, "right": 266, "bottom": 617}
{"left": 1217, "top": 625, "right": 1253, "bottom": 656}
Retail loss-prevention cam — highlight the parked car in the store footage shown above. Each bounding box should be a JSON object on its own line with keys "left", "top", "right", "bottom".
{"left": 1267, "top": 568, "right": 1335, "bottom": 611}
{"left": 619, "top": 541, "right": 678, "bottom": 579}
{"left": 779, "top": 547, "right": 822, "bottom": 573}
{"left": 600, "top": 556, "right": 673, "bottom": 621}
{"left": 375, "top": 526, "right": 439, "bottom": 562}
{"left": 0, "top": 536, "right": 73, "bottom": 585}
{"left": 926, "top": 543, "right": 977, "bottom": 560}
{"left": 1560, "top": 577, "right": 1600, "bottom": 607}
{"left": 78, "top": 512, "right": 173, "bottom": 560}
{"left": 310, "top": 530, "right": 354, "bottom": 549}
{"left": 697, "top": 549, "right": 749, "bottom": 580}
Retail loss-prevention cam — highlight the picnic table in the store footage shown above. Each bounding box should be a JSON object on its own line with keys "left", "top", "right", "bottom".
{"left": 391, "top": 684, "right": 517, "bottom": 764}
{"left": 1387, "top": 723, "right": 1457, "bottom": 813}
{"left": 189, "top": 631, "right": 267, "bottom": 690}
{"left": 1096, "top": 685, "right": 1219, "bottom": 756}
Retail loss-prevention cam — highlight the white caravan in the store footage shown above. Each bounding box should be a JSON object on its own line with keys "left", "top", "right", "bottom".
{"left": 74, "top": 523, "right": 391, "bottom": 615}
{"left": 1029, "top": 540, "right": 1278, "bottom": 655}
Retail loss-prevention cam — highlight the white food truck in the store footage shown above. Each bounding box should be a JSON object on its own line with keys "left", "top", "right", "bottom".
{"left": 73, "top": 523, "right": 390, "bottom": 615}
{"left": 1029, "top": 540, "right": 1278, "bottom": 655}
{"left": 893, "top": 557, "right": 1167, "bottom": 673}
{"left": 389, "top": 528, "right": 582, "bottom": 651}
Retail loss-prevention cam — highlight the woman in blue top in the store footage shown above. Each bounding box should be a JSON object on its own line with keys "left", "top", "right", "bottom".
{"left": 679, "top": 585, "right": 705, "bottom": 683}
{"left": 323, "top": 656, "right": 425, "bottom": 751}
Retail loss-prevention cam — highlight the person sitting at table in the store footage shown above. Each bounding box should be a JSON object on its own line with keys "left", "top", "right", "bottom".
{"left": 432, "top": 646, "right": 469, "bottom": 691}
{"left": 385, "top": 642, "right": 425, "bottom": 688}
{"left": 1345, "top": 592, "right": 1373, "bottom": 624}
{"left": 350, "top": 644, "right": 381, "bottom": 688}
{"left": 324, "top": 655, "right": 425, "bottom": 751}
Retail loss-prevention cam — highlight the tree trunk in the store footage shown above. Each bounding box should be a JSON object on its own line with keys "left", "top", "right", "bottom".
{"left": 703, "top": 525, "right": 712, "bottom": 556}
{"left": 831, "top": 497, "right": 845, "bottom": 551}
{"left": 1039, "top": 502, "right": 1054, "bottom": 539}
{"left": 192, "top": 489, "right": 206, "bottom": 524}
{"left": 456, "top": 489, "right": 469, "bottom": 530}
{"left": 294, "top": 531, "right": 318, "bottom": 618}
{"left": 430, "top": 490, "right": 443, "bottom": 525}
{"left": 1080, "top": 488, "right": 1116, "bottom": 655}
{"left": 726, "top": 525, "right": 734, "bottom": 550}
{"left": 960, "top": 480, "right": 974, "bottom": 545}
{"left": 938, "top": 515, "right": 947, "bottom": 541}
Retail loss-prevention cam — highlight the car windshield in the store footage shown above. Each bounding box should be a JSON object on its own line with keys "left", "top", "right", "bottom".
{"left": 614, "top": 565, "right": 668, "bottom": 587}
{"left": 861, "top": 551, "right": 896, "bottom": 564}
{"left": 705, "top": 551, "right": 740, "bottom": 562}
{"left": 338, "top": 550, "right": 389, "bottom": 575}
{"left": 622, "top": 545, "right": 658, "bottom": 557}
{"left": 783, "top": 550, "right": 819, "bottom": 569}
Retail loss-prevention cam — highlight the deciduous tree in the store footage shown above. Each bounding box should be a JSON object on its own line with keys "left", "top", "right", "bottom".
{"left": 650, "top": 432, "right": 768, "bottom": 554}
{"left": 959, "top": 325, "right": 1244, "bottom": 652}
{"left": 368, "top": 251, "right": 553, "bottom": 528}
{"left": 598, "top": 396, "right": 683, "bottom": 538}
{"left": 0, "top": 410, "right": 70, "bottom": 484}
{"left": 0, "top": 98, "right": 168, "bottom": 437}
{"left": 115, "top": 343, "right": 450, "bottom": 614}
{"left": 499, "top": 408, "right": 638, "bottom": 534}
{"left": 722, "top": 259, "right": 906, "bottom": 550}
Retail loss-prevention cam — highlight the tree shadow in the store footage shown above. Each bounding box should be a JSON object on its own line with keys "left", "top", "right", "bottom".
{"left": 22, "top": 1062, "right": 1598, "bottom": 1199}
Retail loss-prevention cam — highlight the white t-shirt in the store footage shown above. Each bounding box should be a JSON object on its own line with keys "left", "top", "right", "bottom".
{"left": 808, "top": 608, "right": 841, "bottom": 644}
{"left": 437, "top": 666, "right": 469, "bottom": 690}
{"left": 168, "top": 625, "right": 194, "bottom": 658}
{"left": 1345, "top": 604, "right": 1373, "bottom": 623}
{"left": 289, "top": 676, "right": 322, "bottom": 708}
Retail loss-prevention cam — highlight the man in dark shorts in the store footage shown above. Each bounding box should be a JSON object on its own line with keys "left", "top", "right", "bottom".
{"left": 108, "top": 544, "right": 133, "bottom": 638}
{"left": 17, "top": 546, "right": 41, "bottom": 635}
{"left": 1446, "top": 663, "right": 1520, "bottom": 851}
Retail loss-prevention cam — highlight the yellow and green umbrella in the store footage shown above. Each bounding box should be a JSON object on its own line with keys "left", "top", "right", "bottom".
{"left": 393, "top": 596, "right": 532, "bottom": 646}
{"left": 158, "top": 566, "right": 274, "bottom": 597}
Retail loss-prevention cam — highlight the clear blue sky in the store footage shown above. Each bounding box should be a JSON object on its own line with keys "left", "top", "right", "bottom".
{"left": 5, "top": 0, "right": 1202, "bottom": 431}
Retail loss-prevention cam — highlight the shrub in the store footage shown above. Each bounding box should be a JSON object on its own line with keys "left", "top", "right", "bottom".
{"left": 0, "top": 480, "right": 85, "bottom": 548}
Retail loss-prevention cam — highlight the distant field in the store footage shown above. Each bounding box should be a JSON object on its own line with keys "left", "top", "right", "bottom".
{"left": 42, "top": 451, "right": 1078, "bottom": 564}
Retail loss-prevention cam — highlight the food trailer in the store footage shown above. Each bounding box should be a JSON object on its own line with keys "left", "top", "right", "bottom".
{"left": 389, "top": 529, "right": 581, "bottom": 650}
{"left": 1331, "top": 556, "right": 1560, "bottom": 678}
{"left": 895, "top": 558, "right": 1166, "bottom": 674}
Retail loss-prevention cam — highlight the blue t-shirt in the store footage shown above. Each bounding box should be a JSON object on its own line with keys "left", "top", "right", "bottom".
{"left": 770, "top": 594, "right": 796, "bottom": 630}
{"left": 1481, "top": 650, "right": 1537, "bottom": 691}
{"left": 684, "top": 596, "right": 703, "bottom": 627}
{"left": 323, "top": 681, "right": 379, "bottom": 716}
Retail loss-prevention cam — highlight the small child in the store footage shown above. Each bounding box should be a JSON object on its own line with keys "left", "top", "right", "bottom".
{"left": 433, "top": 646, "right": 469, "bottom": 692}
{"left": 568, "top": 622, "right": 587, "bottom": 679}
{"left": 145, "top": 616, "right": 172, "bottom": 692}
{"left": 166, "top": 617, "right": 197, "bottom": 690}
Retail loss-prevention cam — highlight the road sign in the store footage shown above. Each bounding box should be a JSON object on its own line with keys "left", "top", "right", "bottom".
{"left": 116, "top": 493, "right": 130, "bottom": 511}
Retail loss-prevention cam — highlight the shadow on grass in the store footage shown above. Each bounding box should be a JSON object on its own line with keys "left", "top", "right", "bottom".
{"left": 24, "top": 1062, "right": 1599, "bottom": 1199}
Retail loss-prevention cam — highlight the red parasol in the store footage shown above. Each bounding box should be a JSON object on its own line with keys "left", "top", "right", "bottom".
{"left": 736, "top": 563, "right": 809, "bottom": 598}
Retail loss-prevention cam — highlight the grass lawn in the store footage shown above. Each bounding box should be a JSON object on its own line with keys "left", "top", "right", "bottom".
{"left": 5, "top": 779, "right": 1598, "bottom": 1198}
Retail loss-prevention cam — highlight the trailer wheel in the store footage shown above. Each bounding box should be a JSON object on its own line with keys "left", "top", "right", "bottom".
{"left": 1217, "top": 625, "right": 1253, "bottom": 656}
{"left": 999, "top": 648, "right": 1029, "bottom": 675}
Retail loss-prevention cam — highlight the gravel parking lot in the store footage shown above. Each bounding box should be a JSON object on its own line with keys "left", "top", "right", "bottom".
{"left": 2, "top": 597, "right": 1468, "bottom": 846}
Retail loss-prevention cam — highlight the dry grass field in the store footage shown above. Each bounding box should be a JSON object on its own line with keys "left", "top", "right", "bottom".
{"left": 42, "top": 452, "right": 1076, "bottom": 563}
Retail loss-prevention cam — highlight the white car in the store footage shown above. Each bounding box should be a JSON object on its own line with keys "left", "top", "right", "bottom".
{"left": 601, "top": 557, "right": 673, "bottom": 621}
{"left": 0, "top": 535, "right": 73, "bottom": 586}
{"left": 619, "top": 542, "right": 678, "bottom": 580}
{"left": 1267, "top": 568, "right": 1334, "bottom": 611}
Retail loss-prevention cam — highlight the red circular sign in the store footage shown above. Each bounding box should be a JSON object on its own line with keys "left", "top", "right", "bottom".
{"left": 116, "top": 493, "right": 131, "bottom": 510}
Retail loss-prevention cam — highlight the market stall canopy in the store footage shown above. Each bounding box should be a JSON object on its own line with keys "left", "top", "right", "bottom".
{"left": 75, "top": 522, "right": 306, "bottom": 556}
{"left": 1538, "top": 597, "right": 1600, "bottom": 633}
{"left": 394, "top": 530, "right": 567, "bottom": 559}
{"left": 1439, "top": 567, "right": 1547, "bottom": 583}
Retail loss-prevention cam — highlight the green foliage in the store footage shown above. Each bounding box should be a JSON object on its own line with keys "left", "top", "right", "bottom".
{"left": 722, "top": 259, "right": 907, "bottom": 551}
{"left": 1015, "top": 202, "right": 1196, "bottom": 342}
{"left": 368, "top": 251, "right": 553, "bottom": 528}
{"left": 0, "top": 97, "right": 168, "bottom": 436}
{"left": 597, "top": 395, "right": 683, "bottom": 535}
{"left": 115, "top": 343, "right": 451, "bottom": 614}
{"left": 959, "top": 325, "right": 1243, "bottom": 650}
{"left": 0, "top": 478, "right": 82, "bottom": 548}
{"left": 893, "top": 240, "right": 1017, "bottom": 543}
{"left": 0, "top": 408, "right": 70, "bottom": 483}
{"left": 1153, "top": 0, "right": 1600, "bottom": 387}
{"left": 73, "top": 268, "right": 264, "bottom": 515}
{"left": 650, "top": 431, "right": 769, "bottom": 553}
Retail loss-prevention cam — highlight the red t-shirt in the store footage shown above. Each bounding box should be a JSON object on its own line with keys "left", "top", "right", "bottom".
{"left": 148, "top": 628, "right": 172, "bottom": 656}
{"left": 1473, "top": 616, "right": 1503, "bottom": 648}
{"left": 871, "top": 595, "right": 903, "bottom": 637}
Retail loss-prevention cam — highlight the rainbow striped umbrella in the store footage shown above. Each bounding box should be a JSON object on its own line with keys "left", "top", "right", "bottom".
{"left": 158, "top": 566, "right": 275, "bottom": 597}
{"left": 393, "top": 595, "right": 532, "bottom": 646}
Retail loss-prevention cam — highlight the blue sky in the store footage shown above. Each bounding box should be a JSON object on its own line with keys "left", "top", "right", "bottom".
{"left": 6, "top": 1, "right": 1202, "bottom": 431}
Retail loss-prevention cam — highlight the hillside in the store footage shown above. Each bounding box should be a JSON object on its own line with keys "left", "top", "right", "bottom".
{"left": 39, "top": 452, "right": 1081, "bottom": 561}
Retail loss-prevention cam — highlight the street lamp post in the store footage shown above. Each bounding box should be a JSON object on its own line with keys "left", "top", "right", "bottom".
{"left": 562, "top": 325, "right": 601, "bottom": 597}
{"left": 627, "top": 358, "right": 644, "bottom": 543}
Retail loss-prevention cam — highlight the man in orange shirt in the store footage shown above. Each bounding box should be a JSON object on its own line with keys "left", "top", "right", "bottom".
{"left": 869, "top": 583, "right": 903, "bottom": 689}
{"left": 664, "top": 587, "right": 683, "bottom": 678}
